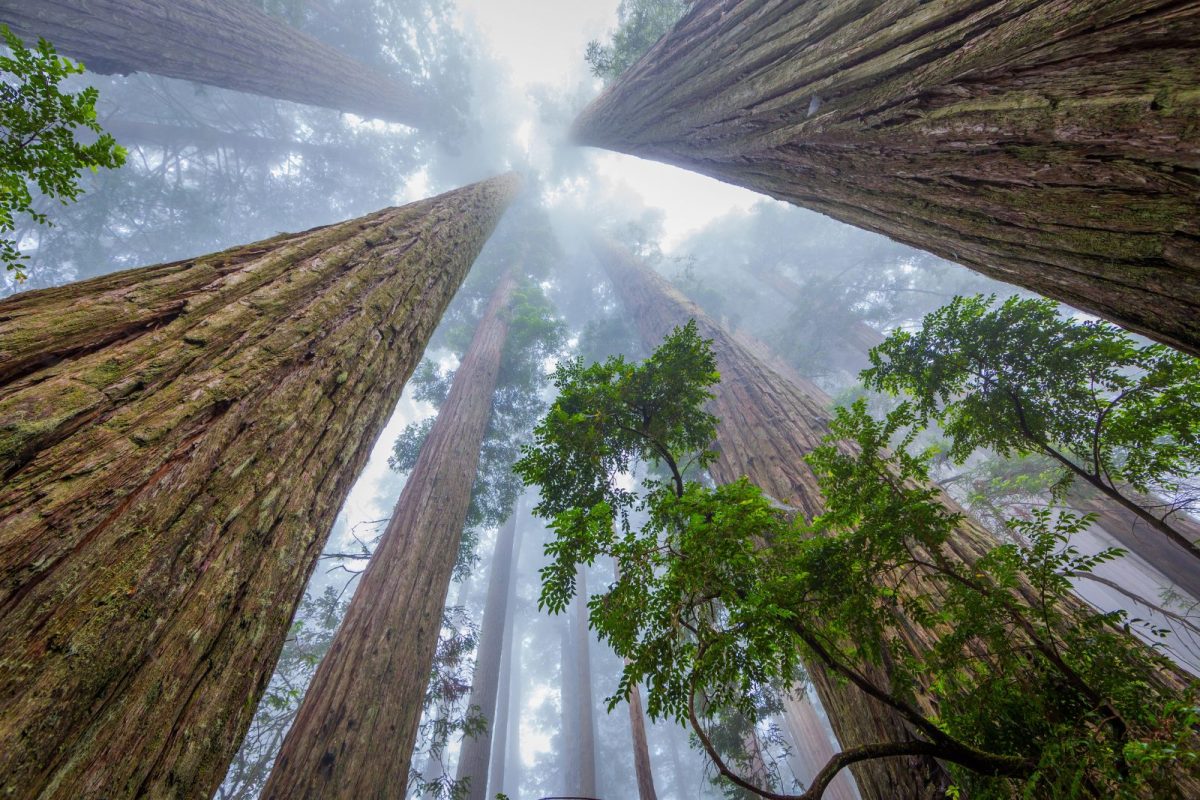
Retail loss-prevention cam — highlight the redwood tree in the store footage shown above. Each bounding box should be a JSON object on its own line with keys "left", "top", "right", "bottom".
{"left": 574, "top": 0, "right": 1200, "bottom": 357}
{"left": 455, "top": 509, "right": 522, "bottom": 800}
{"left": 0, "top": 173, "right": 518, "bottom": 800}
{"left": 0, "top": 0, "right": 433, "bottom": 125}
{"left": 262, "top": 265, "right": 520, "bottom": 798}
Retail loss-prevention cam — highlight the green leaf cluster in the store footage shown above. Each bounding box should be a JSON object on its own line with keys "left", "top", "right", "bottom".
{"left": 0, "top": 27, "right": 126, "bottom": 280}
{"left": 517, "top": 323, "right": 1198, "bottom": 797}
{"left": 585, "top": 0, "right": 692, "bottom": 83}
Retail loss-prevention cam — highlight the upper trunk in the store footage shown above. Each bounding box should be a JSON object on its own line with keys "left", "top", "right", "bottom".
{"left": 574, "top": 0, "right": 1200, "bottom": 356}
{"left": 489, "top": 508, "right": 526, "bottom": 799}
{"left": 782, "top": 693, "right": 860, "bottom": 800}
{"left": 628, "top": 681, "right": 660, "bottom": 800}
{"left": 456, "top": 509, "right": 522, "bottom": 800}
{"left": 0, "top": 0, "right": 434, "bottom": 126}
{"left": 0, "top": 174, "right": 517, "bottom": 800}
{"left": 262, "top": 266, "right": 520, "bottom": 798}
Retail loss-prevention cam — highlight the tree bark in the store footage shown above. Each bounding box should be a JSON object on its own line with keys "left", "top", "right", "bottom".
{"left": 489, "top": 508, "right": 526, "bottom": 799}
{"left": 456, "top": 508, "right": 522, "bottom": 800}
{"left": 0, "top": 174, "right": 517, "bottom": 800}
{"left": 572, "top": 568, "right": 600, "bottom": 798}
{"left": 574, "top": 0, "right": 1200, "bottom": 356}
{"left": 261, "top": 265, "right": 520, "bottom": 798}
{"left": 0, "top": 0, "right": 433, "bottom": 126}
{"left": 628, "top": 681, "right": 660, "bottom": 800}
{"left": 593, "top": 237, "right": 1200, "bottom": 797}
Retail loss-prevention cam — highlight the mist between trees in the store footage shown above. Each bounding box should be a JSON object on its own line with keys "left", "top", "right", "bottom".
{"left": 1, "top": 1, "right": 1198, "bottom": 799}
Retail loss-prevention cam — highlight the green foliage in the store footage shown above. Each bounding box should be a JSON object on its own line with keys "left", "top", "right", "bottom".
{"left": 0, "top": 27, "right": 125, "bottom": 280}
{"left": 864, "top": 295, "right": 1200, "bottom": 518}
{"left": 585, "top": 0, "right": 691, "bottom": 83}
{"left": 517, "top": 325, "right": 1198, "bottom": 798}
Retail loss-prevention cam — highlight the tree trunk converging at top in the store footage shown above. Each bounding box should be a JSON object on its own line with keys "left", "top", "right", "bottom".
{"left": 0, "top": 0, "right": 435, "bottom": 126}
{"left": 262, "top": 265, "right": 520, "bottom": 799}
{"left": 0, "top": 174, "right": 518, "bottom": 800}
{"left": 574, "top": 0, "right": 1200, "bottom": 357}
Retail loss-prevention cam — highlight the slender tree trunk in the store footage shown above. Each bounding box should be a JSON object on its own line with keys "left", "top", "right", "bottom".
{"left": 572, "top": 568, "right": 600, "bottom": 798}
{"left": 0, "top": 175, "right": 517, "bottom": 800}
{"left": 559, "top": 609, "right": 580, "bottom": 793}
{"left": 628, "top": 681, "right": 660, "bottom": 800}
{"left": 575, "top": 0, "right": 1200, "bottom": 357}
{"left": 782, "top": 693, "right": 860, "bottom": 800}
{"left": 456, "top": 508, "right": 522, "bottom": 800}
{"left": 594, "top": 237, "right": 1200, "bottom": 797}
{"left": 262, "top": 265, "right": 520, "bottom": 798}
{"left": 743, "top": 726, "right": 771, "bottom": 790}
{"left": 489, "top": 509, "right": 526, "bottom": 799}
{"left": 0, "top": 0, "right": 433, "bottom": 125}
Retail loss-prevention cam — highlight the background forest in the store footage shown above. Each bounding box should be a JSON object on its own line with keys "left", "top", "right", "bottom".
{"left": 1, "top": 1, "right": 1198, "bottom": 800}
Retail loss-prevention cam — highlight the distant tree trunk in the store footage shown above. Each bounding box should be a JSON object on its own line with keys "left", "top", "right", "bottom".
{"left": 574, "top": 0, "right": 1200, "bottom": 357}
{"left": 628, "top": 681, "right": 660, "bottom": 800}
{"left": 593, "top": 236, "right": 1200, "bottom": 797}
{"left": 0, "top": 0, "right": 433, "bottom": 125}
{"left": 489, "top": 513, "right": 525, "bottom": 798}
{"left": 261, "top": 265, "right": 520, "bottom": 799}
{"left": 456, "top": 509, "right": 522, "bottom": 800}
{"left": 559, "top": 610, "right": 580, "bottom": 792}
{"left": 782, "top": 694, "right": 860, "bottom": 800}
{"left": 99, "top": 117, "right": 377, "bottom": 169}
{"left": 1067, "top": 486, "right": 1200, "bottom": 602}
{"left": 0, "top": 174, "right": 517, "bottom": 800}
{"left": 742, "top": 726, "right": 771, "bottom": 790}
{"left": 572, "top": 568, "right": 600, "bottom": 798}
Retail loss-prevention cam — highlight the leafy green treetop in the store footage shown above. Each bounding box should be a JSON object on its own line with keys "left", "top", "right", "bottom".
{"left": 516, "top": 322, "right": 1197, "bottom": 799}
{"left": 863, "top": 294, "right": 1200, "bottom": 563}
{"left": 586, "top": 0, "right": 691, "bottom": 83}
{"left": 0, "top": 26, "right": 125, "bottom": 280}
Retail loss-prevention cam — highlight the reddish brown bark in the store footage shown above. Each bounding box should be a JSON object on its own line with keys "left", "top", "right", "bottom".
{"left": 575, "top": 0, "right": 1200, "bottom": 356}
{"left": 628, "top": 681, "right": 660, "bottom": 800}
{"left": 782, "top": 694, "right": 859, "bottom": 800}
{"left": 261, "top": 266, "right": 518, "bottom": 799}
{"left": 456, "top": 510, "right": 522, "bottom": 800}
{"left": 0, "top": 174, "right": 518, "bottom": 800}
{"left": 0, "top": 0, "right": 433, "bottom": 125}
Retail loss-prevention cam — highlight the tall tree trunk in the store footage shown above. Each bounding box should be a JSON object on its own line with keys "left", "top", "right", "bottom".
{"left": 781, "top": 693, "right": 860, "bottom": 800}
{"left": 0, "top": 174, "right": 517, "bottom": 800}
{"left": 262, "top": 265, "right": 520, "bottom": 798}
{"left": 0, "top": 0, "right": 433, "bottom": 125}
{"left": 456, "top": 508, "right": 522, "bottom": 800}
{"left": 593, "top": 237, "right": 1200, "bottom": 797}
{"left": 489, "top": 508, "right": 526, "bottom": 799}
{"left": 559, "top": 609, "right": 580, "bottom": 793}
{"left": 572, "top": 568, "right": 600, "bottom": 798}
{"left": 574, "top": 0, "right": 1200, "bottom": 357}
{"left": 627, "top": 681, "right": 660, "bottom": 800}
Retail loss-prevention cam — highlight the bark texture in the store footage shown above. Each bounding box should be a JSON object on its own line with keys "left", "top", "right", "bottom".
{"left": 0, "top": 174, "right": 518, "bottom": 800}
{"left": 595, "top": 237, "right": 948, "bottom": 798}
{"left": 628, "top": 681, "right": 660, "bottom": 800}
{"left": 261, "top": 266, "right": 518, "bottom": 799}
{"left": 575, "top": 0, "right": 1200, "bottom": 356}
{"left": 456, "top": 509, "right": 522, "bottom": 800}
{"left": 0, "top": 0, "right": 432, "bottom": 125}
{"left": 594, "top": 237, "right": 1200, "bottom": 797}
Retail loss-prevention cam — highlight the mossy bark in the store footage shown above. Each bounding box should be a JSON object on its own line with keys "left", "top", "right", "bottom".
{"left": 592, "top": 237, "right": 1200, "bottom": 799}
{"left": 0, "top": 173, "right": 518, "bottom": 800}
{"left": 574, "top": 0, "right": 1200, "bottom": 356}
{"left": 455, "top": 510, "right": 521, "bottom": 800}
{"left": 261, "top": 266, "right": 518, "bottom": 799}
{"left": 0, "top": 0, "right": 433, "bottom": 125}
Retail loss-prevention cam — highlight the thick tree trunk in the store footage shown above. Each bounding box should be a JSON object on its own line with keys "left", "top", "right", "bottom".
{"left": 572, "top": 568, "right": 600, "bottom": 798}
{"left": 574, "top": 0, "right": 1200, "bottom": 357}
{"left": 489, "top": 510, "right": 525, "bottom": 799}
{"left": 0, "top": 0, "right": 432, "bottom": 125}
{"left": 261, "top": 266, "right": 519, "bottom": 798}
{"left": 594, "top": 237, "right": 1200, "bottom": 797}
{"left": 456, "top": 509, "right": 522, "bottom": 800}
{"left": 782, "top": 694, "right": 860, "bottom": 800}
{"left": 0, "top": 174, "right": 517, "bottom": 800}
